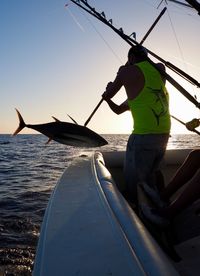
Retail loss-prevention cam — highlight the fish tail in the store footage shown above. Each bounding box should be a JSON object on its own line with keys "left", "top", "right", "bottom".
{"left": 13, "top": 109, "right": 26, "bottom": 135}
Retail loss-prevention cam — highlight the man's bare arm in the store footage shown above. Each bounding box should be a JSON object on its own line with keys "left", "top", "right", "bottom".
{"left": 103, "top": 98, "right": 129, "bottom": 115}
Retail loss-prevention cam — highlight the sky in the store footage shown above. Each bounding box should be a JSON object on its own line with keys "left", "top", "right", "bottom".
{"left": 1, "top": 0, "right": 200, "bottom": 134}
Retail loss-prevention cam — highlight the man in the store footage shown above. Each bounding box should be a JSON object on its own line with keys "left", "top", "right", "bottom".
{"left": 102, "top": 45, "right": 171, "bottom": 202}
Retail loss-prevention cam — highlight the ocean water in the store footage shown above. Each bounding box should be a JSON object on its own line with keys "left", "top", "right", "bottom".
{"left": 0, "top": 133, "right": 199, "bottom": 275}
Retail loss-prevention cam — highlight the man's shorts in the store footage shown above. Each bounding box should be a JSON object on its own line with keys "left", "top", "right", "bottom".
{"left": 124, "top": 133, "right": 169, "bottom": 200}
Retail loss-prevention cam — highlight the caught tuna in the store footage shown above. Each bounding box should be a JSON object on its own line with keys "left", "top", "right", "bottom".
{"left": 13, "top": 109, "right": 108, "bottom": 148}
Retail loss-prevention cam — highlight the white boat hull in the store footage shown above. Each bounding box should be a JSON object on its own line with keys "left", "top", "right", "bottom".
{"left": 33, "top": 149, "right": 198, "bottom": 275}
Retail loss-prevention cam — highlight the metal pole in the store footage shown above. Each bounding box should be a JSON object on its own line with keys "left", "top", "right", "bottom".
{"left": 82, "top": 6, "right": 167, "bottom": 127}
{"left": 140, "top": 7, "right": 167, "bottom": 45}
{"left": 84, "top": 99, "right": 104, "bottom": 127}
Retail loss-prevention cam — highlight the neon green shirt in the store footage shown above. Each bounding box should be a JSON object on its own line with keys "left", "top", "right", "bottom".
{"left": 128, "top": 61, "right": 171, "bottom": 134}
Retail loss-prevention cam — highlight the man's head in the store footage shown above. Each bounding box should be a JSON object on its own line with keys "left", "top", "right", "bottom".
{"left": 127, "top": 45, "right": 147, "bottom": 64}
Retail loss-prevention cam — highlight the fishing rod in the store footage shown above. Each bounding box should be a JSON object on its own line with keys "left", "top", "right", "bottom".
{"left": 70, "top": 0, "right": 200, "bottom": 89}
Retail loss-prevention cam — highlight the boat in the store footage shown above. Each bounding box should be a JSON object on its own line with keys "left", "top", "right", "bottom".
{"left": 33, "top": 148, "right": 200, "bottom": 275}
{"left": 33, "top": 1, "right": 200, "bottom": 274}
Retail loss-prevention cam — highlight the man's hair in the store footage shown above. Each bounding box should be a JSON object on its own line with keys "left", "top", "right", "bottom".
{"left": 128, "top": 45, "right": 148, "bottom": 60}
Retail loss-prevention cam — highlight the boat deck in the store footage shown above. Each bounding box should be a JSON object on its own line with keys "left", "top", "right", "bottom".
{"left": 103, "top": 150, "right": 200, "bottom": 276}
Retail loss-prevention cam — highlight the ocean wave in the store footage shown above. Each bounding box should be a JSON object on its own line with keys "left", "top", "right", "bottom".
{"left": 0, "top": 133, "right": 199, "bottom": 274}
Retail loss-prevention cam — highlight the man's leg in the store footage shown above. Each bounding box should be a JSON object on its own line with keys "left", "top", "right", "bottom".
{"left": 161, "top": 149, "right": 200, "bottom": 200}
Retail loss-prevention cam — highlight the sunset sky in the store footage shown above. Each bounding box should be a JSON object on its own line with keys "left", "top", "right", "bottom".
{"left": 1, "top": 0, "right": 200, "bottom": 134}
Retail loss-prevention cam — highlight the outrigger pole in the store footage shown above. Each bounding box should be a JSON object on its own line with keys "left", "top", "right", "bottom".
{"left": 167, "top": 0, "right": 193, "bottom": 9}
{"left": 70, "top": 0, "right": 200, "bottom": 129}
{"left": 185, "top": 0, "right": 200, "bottom": 14}
{"left": 83, "top": 5, "right": 168, "bottom": 126}
{"left": 70, "top": 0, "right": 200, "bottom": 111}
{"left": 70, "top": 0, "right": 200, "bottom": 88}
{"left": 163, "top": 1, "right": 200, "bottom": 15}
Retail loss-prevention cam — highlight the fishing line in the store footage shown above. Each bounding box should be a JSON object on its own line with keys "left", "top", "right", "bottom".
{"left": 163, "top": 54, "right": 200, "bottom": 70}
{"left": 166, "top": 9, "right": 186, "bottom": 69}
{"left": 165, "top": 3, "right": 200, "bottom": 125}
{"left": 78, "top": 6, "right": 123, "bottom": 64}
{"left": 142, "top": 0, "right": 158, "bottom": 9}
{"left": 65, "top": 4, "right": 85, "bottom": 32}
{"left": 166, "top": 7, "right": 198, "bottom": 101}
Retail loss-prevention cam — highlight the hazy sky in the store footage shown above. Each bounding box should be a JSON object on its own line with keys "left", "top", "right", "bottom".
{"left": 1, "top": 0, "right": 200, "bottom": 134}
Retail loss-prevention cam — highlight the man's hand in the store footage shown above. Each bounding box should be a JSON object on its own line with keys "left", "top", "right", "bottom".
{"left": 106, "top": 82, "right": 113, "bottom": 90}
{"left": 102, "top": 82, "right": 113, "bottom": 100}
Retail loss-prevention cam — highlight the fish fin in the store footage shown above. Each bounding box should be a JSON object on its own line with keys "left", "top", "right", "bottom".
{"left": 67, "top": 114, "right": 78, "bottom": 124}
{"left": 52, "top": 116, "right": 60, "bottom": 122}
{"left": 46, "top": 137, "right": 53, "bottom": 144}
{"left": 13, "top": 109, "right": 26, "bottom": 136}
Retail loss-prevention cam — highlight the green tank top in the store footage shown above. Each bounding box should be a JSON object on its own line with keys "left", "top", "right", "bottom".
{"left": 128, "top": 61, "right": 171, "bottom": 134}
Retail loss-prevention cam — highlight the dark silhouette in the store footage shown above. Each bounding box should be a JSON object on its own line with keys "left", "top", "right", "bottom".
{"left": 102, "top": 45, "right": 171, "bottom": 201}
